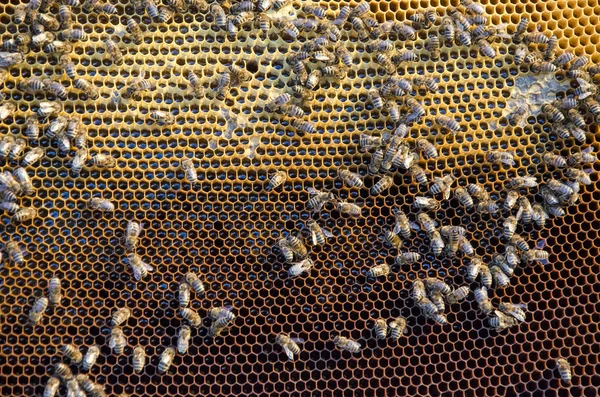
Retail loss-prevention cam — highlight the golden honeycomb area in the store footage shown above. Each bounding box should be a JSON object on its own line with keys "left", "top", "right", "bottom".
{"left": 0, "top": 0, "right": 599, "bottom": 396}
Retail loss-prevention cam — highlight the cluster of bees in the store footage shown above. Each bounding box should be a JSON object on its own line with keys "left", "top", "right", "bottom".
{"left": 0, "top": 0, "right": 590, "bottom": 390}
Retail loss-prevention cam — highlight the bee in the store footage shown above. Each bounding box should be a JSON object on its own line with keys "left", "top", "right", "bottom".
{"left": 131, "top": 346, "right": 146, "bottom": 373}
{"left": 490, "top": 266, "right": 510, "bottom": 288}
{"left": 44, "top": 377, "right": 60, "bottom": 397}
{"left": 277, "top": 238, "right": 294, "bottom": 263}
{"left": 306, "top": 187, "right": 336, "bottom": 213}
{"left": 430, "top": 230, "right": 445, "bottom": 256}
{"left": 373, "top": 319, "right": 388, "bottom": 340}
{"left": 381, "top": 228, "right": 402, "bottom": 249}
{"left": 36, "top": 12, "right": 60, "bottom": 30}
{"left": 150, "top": 110, "right": 174, "bottom": 125}
{"left": 54, "top": 363, "right": 74, "bottom": 381}
{"left": 568, "top": 55, "right": 589, "bottom": 71}
{"left": 111, "top": 307, "right": 131, "bottom": 327}
{"left": 565, "top": 168, "right": 593, "bottom": 185}
{"left": 413, "top": 196, "right": 439, "bottom": 210}
{"left": 12, "top": 207, "right": 37, "bottom": 223}
{"left": 497, "top": 302, "right": 527, "bottom": 323}
{"left": 567, "top": 147, "right": 596, "bottom": 166}
{"left": 45, "top": 116, "right": 68, "bottom": 139}
{"left": 507, "top": 176, "right": 538, "bottom": 190}
{"left": 454, "top": 186, "right": 474, "bottom": 209}
{"left": 337, "top": 200, "right": 362, "bottom": 217}
{"left": 9, "top": 139, "right": 27, "bottom": 163}
{"left": 487, "top": 150, "right": 515, "bottom": 166}
{"left": 157, "top": 347, "right": 176, "bottom": 374}
{"left": 177, "top": 282, "right": 191, "bottom": 309}
{"left": 512, "top": 16, "right": 529, "bottom": 43}
{"left": 73, "top": 78, "right": 99, "bottom": 100}
{"left": 37, "top": 101, "right": 62, "bottom": 118}
{"left": 58, "top": 4, "right": 73, "bottom": 29}
{"left": 541, "top": 152, "right": 567, "bottom": 168}
{"left": 19, "top": 77, "right": 46, "bottom": 94}
{"left": 467, "top": 256, "right": 483, "bottom": 281}
{"left": 0, "top": 101, "right": 16, "bottom": 121}
{"left": 175, "top": 325, "right": 192, "bottom": 354}
{"left": 87, "top": 198, "right": 115, "bottom": 212}
{"left": 435, "top": 115, "right": 461, "bottom": 132}
{"left": 307, "top": 220, "right": 333, "bottom": 246}
{"left": 61, "top": 344, "right": 83, "bottom": 364}
{"left": 273, "top": 18, "right": 299, "bottom": 39}
{"left": 66, "top": 379, "right": 86, "bottom": 397}
{"left": 445, "top": 286, "right": 470, "bottom": 305}
{"left": 474, "top": 287, "right": 494, "bottom": 315}
{"left": 501, "top": 215, "right": 518, "bottom": 239}
{"left": 179, "top": 308, "right": 202, "bottom": 327}
{"left": 184, "top": 70, "right": 204, "bottom": 99}
{"left": 417, "top": 213, "right": 437, "bottom": 235}
{"left": 367, "top": 263, "right": 390, "bottom": 278}
{"left": 0, "top": 51, "right": 23, "bottom": 69}
{"left": 395, "top": 252, "right": 421, "bottom": 265}
{"left": 366, "top": 39, "right": 394, "bottom": 53}
{"left": 209, "top": 316, "right": 233, "bottom": 337}
{"left": 566, "top": 109, "right": 585, "bottom": 130}
{"left": 488, "top": 310, "right": 521, "bottom": 331}
{"left": 81, "top": 345, "right": 100, "bottom": 371}
{"left": 430, "top": 175, "right": 456, "bottom": 200}
{"left": 549, "top": 52, "right": 575, "bottom": 69}
{"left": 44, "top": 40, "right": 73, "bottom": 54}
{"left": 440, "top": 17, "right": 456, "bottom": 45}
{"left": 274, "top": 333, "right": 303, "bottom": 360}
{"left": 127, "top": 253, "right": 154, "bottom": 281}
{"left": 333, "top": 335, "right": 361, "bottom": 353}
{"left": 406, "top": 164, "right": 427, "bottom": 185}
{"left": 156, "top": 5, "right": 174, "bottom": 22}
{"left": 417, "top": 296, "right": 439, "bottom": 317}
{"left": 123, "top": 220, "right": 142, "bottom": 252}
{"left": 392, "top": 208, "right": 411, "bottom": 238}
{"left": 290, "top": 118, "right": 315, "bottom": 136}
{"left": 29, "top": 296, "right": 48, "bottom": 324}
{"left": 123, "top": 78, "right": 156, "bottom": 100}
{"left": 184, "top": 272, "right": 204, "bottom": 295}
{"left": 279, "top": 104, "right": 304, "bottom": 118}
{"left": 288, "top": 257, "right": 313, "bottom": 277}
{"left": 523, "top": 32, "right": 548, "bottom": 45}
{"left": 360, "top": 134, "right": 384, "bottom": 151}
{"left": 530, "top": 61, "right": 558, "bottom": 73}
{"left": 48, "top": 276, "right": 62, "bottom": 307}
{"left": 368, "top": 148, "right": 383, "bottom": 175}
{"left": 415, "top": 138, "right": 437, "bottom": 159}
{"left": 516, "top": 196, "right": 533, "bottom": 224}
{"left": 440, "top": 225, "right": 465, "bottom": 255}
{"left": 264, "top": 170, "right": 287, "bottom": 191}
{"left": 424, "top": 277, "right": 452, "bottom": 295}
{"left": 513, "top": 44, "right": 529, "bottom": 65}
{"left": 333, "top": 5, "right": 351, "bottom": 26}
{"left": 180, "top": 159, "right": 198, "bottom": 184}
{"left": 58, "top": 28, "right": 87, "bottom": 42}
{"left": 412, "top": 280, "right": 427, "bottom": 302}
{"left": 427, "top": 289, "right": 445, "bottom": 314}
{"left": 257, "top": 13, "right": 271, "bottom": 33}
{"left": 0, "top": 201, "right": 19, "bottom": 213}
{"left": 265, "top": 93, "right": 291, "bottom": 113}
{"left": 478, "top": 40, "right": 496, "bottom": 58}
{"left": 556, "top": 358, "right": 572, "bottom": 384}
{"left": 101, "top": 38, "right": 123, "bottom": 66}
{"left": 455, "top": 28, "right": 472, "bottom": 46}
{"left": 379, "top": 318, "right": 405, "bottom": 344}
{"left": 368, "top": 175, "right": 392, "bottom": 196}
{"left": 13, "top": 4, "right": 27, "bottom": 23}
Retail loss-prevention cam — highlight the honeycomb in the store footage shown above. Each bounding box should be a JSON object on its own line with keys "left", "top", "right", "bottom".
{"left": 0, "top": 0, "right": 599, "bottom": 396}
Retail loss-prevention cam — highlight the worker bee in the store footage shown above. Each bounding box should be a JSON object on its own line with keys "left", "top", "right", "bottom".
{"left": 150, "top": 110, "right": 174, "bottom": 125}
{"left": 567, "top": 147, "right": 596, "bottom": 166}
{"left": 467, "top": 256, "right": 483, "bottom": 281}
{"left": 522, "top": 31, "right": 549, "bottom": 45}
{"left": 177, "top": 282, "right": 191, "bottom": 309}
{"left": 455, "top": 27, "right": 472, "bottom": 46}
{"left": 45, "top": 116, "right": 68, "bottom": 139}
{"left": 176, "top": 325, "right": 192, "bottom": 354}
{"left": 490, "top": 266, "right": 510, "bottom": 288}
{"left": 37, "top": 101, "right": 62, "bottom": 118}
{"left": 502, "top": 215, "right": 518, "bottom": 239}
{"left": 516, "top": 196, "right": 533, "bottom": 224}
{"left": 58, "top": 28, "right": 87, "bottom": 42}
{"left": 503, "top": 190, "right": 519, "bottom": 212}
{"left": 413, "top": 196, "right": 439, "bottom": 210}
{"left": 445, "top": 286, "right": 470, "bottom": 305}
{"left": 435, "top": 115, "right": 461, "bottom": 132}
{"left": 333, "top": 335, "right": 361, "bottom": 353}
{"left": 123, "top": 220, "right": 141, "bottom": 252}
{"left": 366, "top": 39, "right": 394, "bottom": 53}
{"left": 0, "top": 201, "right": 19, "bottom": 213}
{"left": 157, "top": 347, "right": 176, "bottom": 374}
{"left": 209, "top": 316, "right": 234, "bottom": 337}
{"left": 430, "top": 230, "right": 445, "bottom": 256}
{"left": 36, "top": 12, "right": 60, "bottom": 30}
{"left": 454, "top": 186, "right": 474, "bottom": 209}
{"left": 474, "top": 286, "right": 494, "bottom": 315}
{"left": 424, "top": 277, "right": 452, "bottom": 295}
{"left": 123, "top": 76, "right": 156, "bottom": 100}
{"left": 395, "top": 252, "right": 422, "bottom": 265}
{"left": 274, "top": 333, "right": 303, "bottom": 360}
{"left": 568, "top": 55, "right": 589, "bottom": 71}
{"left": 184, "top": 272, "right": 205, "bottom": 295}
{"left": 415, "top": 138, "right": 438, "bottom": 159}
{"left": 288, "top": 258, "right": 314, "bottom": 277}
{"left": 556, "top": 358, "right": 572, "bottom": 384}
{"left": 487, "top": 150, "right": 515, "bottom": 166}
{"left": 392, "top": 208, "right": 411, "bottom": 238}
{"left": 265, "top": 93, "right": 291, "bottom": 113}
{"left": 44, "top": 376, "right": 60, "bottom": 397}
{"left": 71, "top": 148, "right": 88, "bottom": 176}
{"left": 86, "top": 153, "right": 116, "bottom": 170}
{"left": 550, "top": 52, "right": 575, "bottom": 68}
{"left": 337, "top": 200, "right": 362, "bottom": 217}
{"left": 266, "top": 170, "right": 287, "bottom": 191}
{"left": 381, "top": 228, "right": 402, "bottom": 249}
{"left": 80, "top": 345, "right": 100, "bottom": 371}
{"left": 131, "top": 346, "right": 146, "bottom": 373}
{"left": 101, "top": 38, "right": 123, "bottom": 65}
{"left": 12, "top": 207, "right": 37, "bottom": 223}
{"left": 29, "top": 296, "right": 48, "bottom": 324}
{"left": 406, "top": 164, "right": 427, "bottom": 185}
{"left": 413, "top": 280, "right": 427, "bottom": 302}
{"left": 373, "top": 319, "right": 388, "bottom": 340}
{"left": 278, "top": 238, "right": 294, "bottom": 263}
{"left": 124, "top": 18, "right": 144, "bottom": 45}
{"left": 87, "top": 198, "right": 115, "bottom": 212}
{"left": 307, "top": 220, "right": 333, "bottom": 246}
{"left": 567, "top": 108, "right": 586, "bottom": 129}
{"left": 0, "top": 101, "right": 16, "bottom": 122}
{"left": 183, "top": 70, "right": 204, "bottom": 99}
{"left": 417, "top": 213, "right": 437, "bottom": 235}
{"left": 367, "top": 263, "right": 390, "bottom": 278}
{"left": 349, "top": 16, "right": 368, "bottom": 40}
{"left": 126, "top": 253, "right": 154, "bottom": 281}
{"left": 439, "top": 17, "right": 456, "bottom": 45}
{"left": 370, "top": 175, "right": 393, "bottom": 196}
{"left": 47, "top": 276, "right": 62, "bottom": 307}
{"left": 61, "top": 344, "right": 83, "bottom": 364}
{"left": 478, "top": 40, "right": 496, "bottom": 58}
{"left": 367, "top": 148, "right": 383, "bottom": 175}
{"left": 305, "top": 187, "right": 336, "bottom": 213}
{"left": 512, "top": 16, "right": 529, "bottom": 43}
{"left": 475, "top": 199, "right": 499, "bottom": 214}
{"left": 54, "top": 363, "right": 75, "bottom": 382}
{"left": 507, "top": 176, "right": 538, "bottom": 189}
{"left": 74, "top": 78, "right": 99, "bottom": 100}
{"left": 303, "top": 69, "right": 321, "bottom": 90}
{"left": 428, "top": 289, "right": 445, "bottom": 314}
{"left": 542, "top": 152, "right": 567, "bottom": 168}
{"left": 18, "top": 77, "right": 45, "bottom": 94}
{"left": 8, "top": 139, "right": 27, "bottom": 164}
{"left": 21, "top": 117, "right": 40, "bottom": 144}
{"left": 180, "top": 159, "right": 198, "bottom": 184}
{"left": 564, "top": 168, "right": 593, "bottom": 185}
{"left": 44, "top": 40, "right": 73, "bottom": 54}
{"left": 430, "top": 174, "right": 456, "bottom": 200}
{"left": 111, "top": 307, "right": 131, "bottom": 327}
{"left": 530, "top": 61, "right": 557, "bottom": 73}
{"left": 417, "top": 296, "right": 440, "bottom": 318}
{"left": 497, "top": 302, "right": 527, "bottom": 323}
{"left": 0, "top": 51, "right": 24, "bottom": 69}
{"left": 388, "top": 317, "right": 408, "bottom": 341}
{"left": 179, "top": 307, "right": 202, "bottom": 327}
{"left": 542, "top": 103, "right": 566, "bottom": 123}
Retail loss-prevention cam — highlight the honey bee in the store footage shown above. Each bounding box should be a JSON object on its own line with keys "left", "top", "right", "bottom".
{"left": 13, "top": 4, "right": 27, "bottom": 24}
{"left": 337, "top": 200, "right": 362, "bottom": 217}
{"left": 9, "top": 139, "right": 27, "bottom": 164}
{"left": 366, "top": 39, "right": 394, "bottom": 53}
{"left": 455, "top": 28, "right": 472, "bottom": 46}
{"left": 556, "top": 358, "right": 572, "bottom": 384}
{"left": 333, "top": 335, "right": 361, "bottom": 353}
{"left": 87, "top": 198, "right": 115, "bottom": 212}
{"left": 0, "top": 51, "right": 24, "bottom": 69}
{"left": 183, "top": 272, "right": 204, "bottom": 295}
{"left": 413, "top": 280, "right": 427, "bottom": 302}
{"left": 144, "top": 0, "right": 159, "bottom": 19}
{"left": 395, "top": 251, "right": 422, "bottom": 265}
{"left": 273, "top": 18, "right": 299, "bottom": 39}
{"left": 565, "top": 168, "right": 593, "bottom": 185}
{"left": 74, "top": 78, "right": 99, "bottom": 100}
{"left": 0, "top": 201, "right": 19, "bottom": 214}
{"left": 288, "top": 257, "right": 314, "bottom": 277}
{"left": 123, "top": 220, "right": 142, "bottom": 252}
{"left": 503, "top": 190, "right": 519, "bottom": 212}
{"left": 440, "top": 17, "right": 456, "bottom": 45}
{"left": 54, "top": 362, "right": 74, "bottom": 381}
{"left": 61, "top": 344, "right": 83, "bottom": 364}
{"left": 12, "top": 207, "right": 37, "bottom": 223}
{"left": 516, "top": 196, "right": 533, "bottom": 224}
{"left": 81, "top": 345, "right": 100, "bottom": 371}
{"left": 132, "top": 346, "right": 146, "bottom": 373}
{"left": 45, "top": 116, "right": 68, "bottom": 139}
{"left": 44, "top": 376, "right": 60, "bottom": 397}
{"left": 176, "top": 282, "right": 191, "bottom": 309}
{"left": 71, "top": 148, "right": 88, "bottom": 177}
{"left": 478, "top": 40, "right": 496, "bottom": 58}
{"left": 387, "top": 317, "right": 408, "bottom": 341}
{"left": 428, "top": 289, "right": 445, "bottom": 314}
{"left": 349, "top": 17, "right": 369, "bottom": 40}
{"left": 413, "top": 196, "right": 439, "bottom": 210}
{"left": 430, "top": 230, "right": 445, "bottom": 256}
{"left": 367, "top": 263, "right": 390, "bottom": 278}
{"left": 541, "top": 152, "right": 566, "bottom": 168}
{"left": 407, "top": 164, "right": 428, "bottom": 185}
{"left": 417, "top": 213, "right": 437, "bottom": 235}
{"left": 101, "top": 38, "right": 123, "bottom": 65}
{"left": 367, "top": 148, "right": 383, "bottom": 174}
{"left": 266, "top": 170, "right": 287, "bottom": 191}
{"left": 417, "top": 296, "right": 440, "bottom": 317}
{"left": 37, "top": 101, "right": 62, "bottom": 118}
{"left": 488, "top": 310, "right": 521, "bottom": 331}
{"left": 125, "top": 18, "right": 143, "bottom": 45}
{"left": 209, "top": 317, "right": 233, "bottom": 337}
{"left": 497, "top": 302, "right": 527, "bottom": 323}
{"left": 157, "top": 347, "right": 176, "bottom": 373}
{"left": 150, "top": 110, "right": 174, "bottom": 125}
{"left": 48, "top": 276, "right": 62, "bottom": 307}
{"left": 307, "top": 220, "right": 333, "bottom": 246}
{"left": 111, "top": 307, "right": 131, "bottom": 327}
{"left": 435, "top": 115, "right": 461, "bottom": 132}
{"left": 58, "top": 28, "right": 87, "bottom": 42}
{"left": 66, "top": 379, "right": 86, "bottom": 397}
{"left": 177, "top": 325, "right": 192, "bottom": 354}
{"left": 180, "top": 159, "right": 198, "bottom": 184}
{"left": 127, "top": 253, "right": 154, "bottom": 281}
{"left": 454, "top": 186, "right": 474, "bottom": 209}
{"left": 381, "top": 228, "right": 402, "bottom": 249}
{"left": 415, "top": 138, "right": 438, "bottom": 159}
{"left": 44, "top": 40, "right": 73, "bottom": 54}
{"left": 29, "top": 296, "right": 48, "bottom": 324}
{"left": 424, "top": 277, "right": 451, "bottom": 295}
{"left": 19, "top": 77, "right": 45, "bottom": 94}
{"left": 305, "top": 188, "right": 336, "bottom": 213}
{"left": 123, "top": 76, "right": 156, "bottom": 100}
{"left": 179, "top": 307, "right": 202, "bottom": 327}
{"left": 369, "top": 175, "right": 392, "bottom": 195}
{"left": 274, "top": 334, "right": 303, "bottom": 360}
{"left": 475, "top": 199, "right": 499, "bottom": 214}
{"left": 373, "top": 318, "right": 388, "bottom": 340}
{"left": 502, "top": 215, "right": 518, "bottom": 239}
{"left": 392, "top": 208, "right": 411, "bottom": 238}
{"left": 0, "top": 101, "right": 16, "bottom": 121}
{"left": 474, "top": 287, "right": 494, "bottom": 315}
{"left": 466, "top": 256, "right": 483, "bottom": 281}
{"left": 507, "top": 176, "right": 538, "bottom": 189}
{"left": 490, "top": 266, "right": 510, "bottom": 288}
{"left": 440, "top": 225, "right": 465, "bottom": 256}
{"left": 445, "top": 286, "right": 470, "bottom": 305}
{"left": 567, "top": 147, "right": 596, "bottom": 166}
{"left": 430, "top": 174, "right": 456, "bottom": 200}
{"left": 487, "top": 150, "right": 516, "bottom": 166}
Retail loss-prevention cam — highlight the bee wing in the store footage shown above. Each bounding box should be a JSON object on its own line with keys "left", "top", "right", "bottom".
{"left": 306, "top": 187, "right": 320, "bottom": 196}
{"left": 108, "top": 336, "right": 116, "bottom": 348}
{"left": 535, "top": 239, "right": 546, "bottom": 249}
{"left": 442, "top": 186, "right": 452, "bottom": 200}
{"left": 282, "top": 345, "right": 295, "bottom": 360}
{"left": 392, "top": 222, "right": 402, "bottom": 235}
{"left": 310, "top": 230, "right": 318, "bottom": 246}
{"left": 321, "top": 227, "right": 334, "bottom": 238}
{"left": 290, "top": 337, "right": 304, "bottom": 343}
{"left": 143, "top": 261, "right": 154, "bottom": 272}
{"left": 582, "top": 146, "right": 594, "bottom": 154}
{"left": 409, "top": 221, "right": 420, "bottom": 231}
